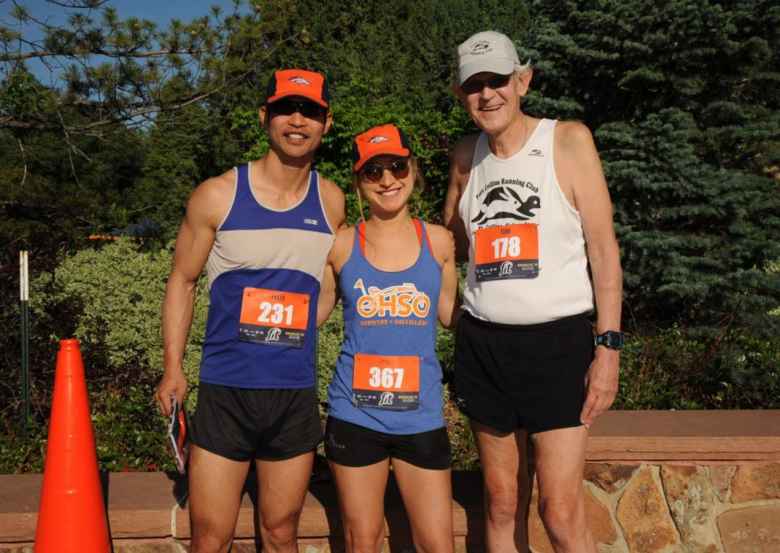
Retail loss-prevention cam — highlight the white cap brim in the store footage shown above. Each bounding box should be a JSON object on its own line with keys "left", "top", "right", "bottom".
{"left": 458, "top": 58, "right": 515, "bottom": 85}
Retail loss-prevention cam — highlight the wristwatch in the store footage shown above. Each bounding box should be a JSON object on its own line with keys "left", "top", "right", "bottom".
{"left": 594, "top": 331, "right": 624, "bottom": 350}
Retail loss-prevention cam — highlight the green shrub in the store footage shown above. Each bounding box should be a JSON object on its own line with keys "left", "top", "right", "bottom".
{"left": 616, "top": 326, "right": 780, "bottom": 410}
{"left": 31, "top": 238, "right": 208, "bottom": 391}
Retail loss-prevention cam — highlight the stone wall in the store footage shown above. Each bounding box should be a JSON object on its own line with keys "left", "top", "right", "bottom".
{"left": 530, "top": 462, "right": 780, "bottom": 553}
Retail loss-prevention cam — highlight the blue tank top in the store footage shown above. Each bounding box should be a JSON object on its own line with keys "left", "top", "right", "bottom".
{"left": 200, "top": 163, "right": 335, "bottom": 388}
{"left": 328, "top": 220, "right": 445, "bottom": 434}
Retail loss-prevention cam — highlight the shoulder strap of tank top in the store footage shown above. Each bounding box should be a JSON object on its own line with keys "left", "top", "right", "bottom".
{"left": 231, "top": 162, "right": 254, "bottom": 207}
{"left": 236, "top": 163, "right": 250, "bottom": 197}
{"left": 413, "top": 219, "right": 432, "bottom": 252}
{"left": 306, "top": 169, "right": 318, "bottom": 199}
{"left": 357, "top": 221, "right": 366, "bottom": 255}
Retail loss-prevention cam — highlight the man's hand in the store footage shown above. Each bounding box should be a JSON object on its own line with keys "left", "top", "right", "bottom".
{"left": 155, "top": 370, "right": 188, "bottom": 417}
{"left": 580, "top": 347, "right": 619, "bottom": 428}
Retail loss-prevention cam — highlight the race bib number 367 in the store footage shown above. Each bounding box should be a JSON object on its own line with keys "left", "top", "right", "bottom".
{"left": 352, "top": 353, "right": 420, "bottom": 411}
{"left": 239, "top": 288, "right": 309, "bottom": 348}
{"left": 474, "top": 223, "right": 539, "bottom": 281}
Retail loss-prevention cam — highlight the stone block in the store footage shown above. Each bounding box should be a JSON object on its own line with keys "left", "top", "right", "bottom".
{"left": 527, "top": 480, "right": 617, "bottom": 552}
{"left": 730, "top": 463, "right": 780, "bottom": 503}
{"left": 616, "top": 466, "right": 680, "bottom": 552}
{"left": 661, "top": 465, "right": 720, "bottom": 551}
{"left": 709, "top": 465, "right": 737, "bottom": 502}
{"left": 584, "top": 463, "right": 638, "bottom": 494}
{"left": 718, "top": 505, "right": 780, "bottom": 552}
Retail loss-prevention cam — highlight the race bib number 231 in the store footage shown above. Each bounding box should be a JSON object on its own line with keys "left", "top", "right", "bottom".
{"left": 238, "top": 288, "right": 309, "bottom": 348}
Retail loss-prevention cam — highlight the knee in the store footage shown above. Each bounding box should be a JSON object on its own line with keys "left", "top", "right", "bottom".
{"left": 344, "top": 522, "right": 384, "bottom": 553}
{"left": 260, "top": 510, "right": 300, "bottom": 549}
{"left": 414, "top": 534, "right": 454, "bottom": 553}
{"left": 484, "top": 481, "right": 520, "bottom": 526}
{"left": 190, "top": 526, "right": 232, "bottom": 553}
{"left": 537, "top": 495, "right": 583, "bottom": 541}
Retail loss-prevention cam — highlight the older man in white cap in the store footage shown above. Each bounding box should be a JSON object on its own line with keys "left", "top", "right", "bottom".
{"left": 443, "top": 31, "right": 623, "bottom": 553}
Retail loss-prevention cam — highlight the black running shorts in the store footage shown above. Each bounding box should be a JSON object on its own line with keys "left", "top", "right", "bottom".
{"left": 190, "top": 383, "right": 322, "bottom": 462}
{"left": 453, "top": 311, "right": 594, "bottom": 435}
{"left": 324, "top": 416, "right": 451, "bottom": 470}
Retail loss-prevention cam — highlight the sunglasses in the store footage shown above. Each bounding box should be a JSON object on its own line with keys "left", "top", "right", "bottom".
{"left": 360, "top": 158, "right": 410, "bottom": 182}
{"left": 270, "top": 98, "right": 326, "bottom": 119}
{"left": 461, "top": 73, "right": 512, "bottom": 95}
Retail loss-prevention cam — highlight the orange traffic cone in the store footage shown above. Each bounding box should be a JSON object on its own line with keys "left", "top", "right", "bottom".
{"left": 34, "top": 339, "right": 110, "bottom": 553}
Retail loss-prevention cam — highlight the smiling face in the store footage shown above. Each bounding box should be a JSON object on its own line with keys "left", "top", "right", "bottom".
{"left": 259, "top": 96, "right": 333, "bottom": 162}
{"left": 457, "top": 70, "right": 532, "bottom": 136}
{"left": 356, "top": 155, "right": 415, "bottom": 217}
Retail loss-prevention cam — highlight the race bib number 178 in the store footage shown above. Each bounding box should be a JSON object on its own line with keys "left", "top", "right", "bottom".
{"left": 238, "top": 288, "right": 309, "bottom": 348}
{"left": 474, "top": 223, "right": 539, "bottom": 281}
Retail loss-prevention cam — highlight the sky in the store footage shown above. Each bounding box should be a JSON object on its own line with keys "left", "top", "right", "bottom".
{"left": 0, "top": 0, "right": 250, "bottom": 84}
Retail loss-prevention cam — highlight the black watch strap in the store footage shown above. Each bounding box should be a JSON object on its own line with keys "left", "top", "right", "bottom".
{"left": 594, "top": 330, "right": 624, "bottom": 350}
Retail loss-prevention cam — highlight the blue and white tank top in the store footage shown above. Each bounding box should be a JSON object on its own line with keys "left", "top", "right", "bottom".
{"left": 200, "top": 162, "right": 335, "bottom": 388}
{"left": 328, "top": 220, "right": 445, "bottom": 434}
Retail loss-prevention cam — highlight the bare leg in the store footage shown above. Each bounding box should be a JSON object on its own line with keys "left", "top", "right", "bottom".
{"left": 471, "top": 421, "right": 530, "bottom": 553}
{"left": 532, "top": 426, "right": 595, "bottom": 553}
{"left": 392, "top": 458, "right": 454, "bottom": 553}
{"left": 329, "top": 459, "right": 390, "bottom": 553}
{"left": 255, "top": 451, "right": 315, "bottom": 553}
{"left": 188, "top": 445, "right": 250, "bottom": 553}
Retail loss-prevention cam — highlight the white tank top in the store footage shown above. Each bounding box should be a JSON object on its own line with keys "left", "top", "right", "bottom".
{"left": 458, "top": 119, "right": 594, "bottom": 325}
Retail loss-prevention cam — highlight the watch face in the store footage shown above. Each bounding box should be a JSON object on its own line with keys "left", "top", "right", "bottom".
{"left": 597, "top": 331, "right": 624, "bottom": 350}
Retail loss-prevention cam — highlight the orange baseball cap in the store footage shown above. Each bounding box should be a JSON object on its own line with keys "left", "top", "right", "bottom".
{"left": 352, "top": 124, "right": 412, "bottom": 172}
{"left": 266, "top": 69, "right": 329, "bottom": 108}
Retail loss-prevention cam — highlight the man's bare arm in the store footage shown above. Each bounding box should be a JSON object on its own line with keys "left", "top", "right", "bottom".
{"left": 155, "top": 174, "right": 232, "bottom": 416}
{"left": 556, "top": 122, "right": 623, "bottom": 426}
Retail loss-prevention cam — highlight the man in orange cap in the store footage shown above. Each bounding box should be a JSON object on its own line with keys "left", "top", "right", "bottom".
{"left": 156, "top": 68, "right": 344, "bottom": 553}
{"left": 444, "top": 31, "right": 623, "bottom": 553}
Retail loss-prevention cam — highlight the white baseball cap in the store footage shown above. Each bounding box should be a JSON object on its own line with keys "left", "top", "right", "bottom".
{"left": 457, "top": 31, "right": 521, "bottom": 85}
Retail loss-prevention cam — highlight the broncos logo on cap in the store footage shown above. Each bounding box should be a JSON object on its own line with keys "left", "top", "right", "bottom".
{"left": 369, "top": 136, "right": 390, "bottom": 144}
{"left": 289, "top": 76, "right": 311, "bottom": 85}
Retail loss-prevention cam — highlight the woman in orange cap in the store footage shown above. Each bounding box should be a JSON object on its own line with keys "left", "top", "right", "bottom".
{"left": 318, "top": 123, "right": 459, "bottom": 553}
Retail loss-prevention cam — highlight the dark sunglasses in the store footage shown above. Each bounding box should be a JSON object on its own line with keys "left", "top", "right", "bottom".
{"left": 461, "top": 73, "right": 512, "bottom": 95}
{"left": 360, "top": 158, "right": 410, "bottom": 182}
{"left": 269, "top": 98, "right": 326, "bottom": 119}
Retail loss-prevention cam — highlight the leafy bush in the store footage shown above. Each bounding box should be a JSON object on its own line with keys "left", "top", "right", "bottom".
{"left": 31, "top": 238, "right": 208, "bottom": 392}
{"left": 616, "top": 327, "right": 780, "bottom": 410}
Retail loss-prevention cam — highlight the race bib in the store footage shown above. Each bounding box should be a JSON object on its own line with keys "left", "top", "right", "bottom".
{"left": 352, "top": 353, "right": 420, "bottom": 411}
{"left": 474, "top": 224, "right": 539, "bottom": 281}
{"left": 238, "top": 288, "right": 309, "bottom": 348}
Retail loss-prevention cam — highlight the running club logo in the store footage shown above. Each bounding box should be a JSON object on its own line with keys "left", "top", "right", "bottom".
{"left": 471, "top": 185, "right": 540, "bottom": 225}
{"left": 354, "top": 279, "right": 430, "bottom": 318}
